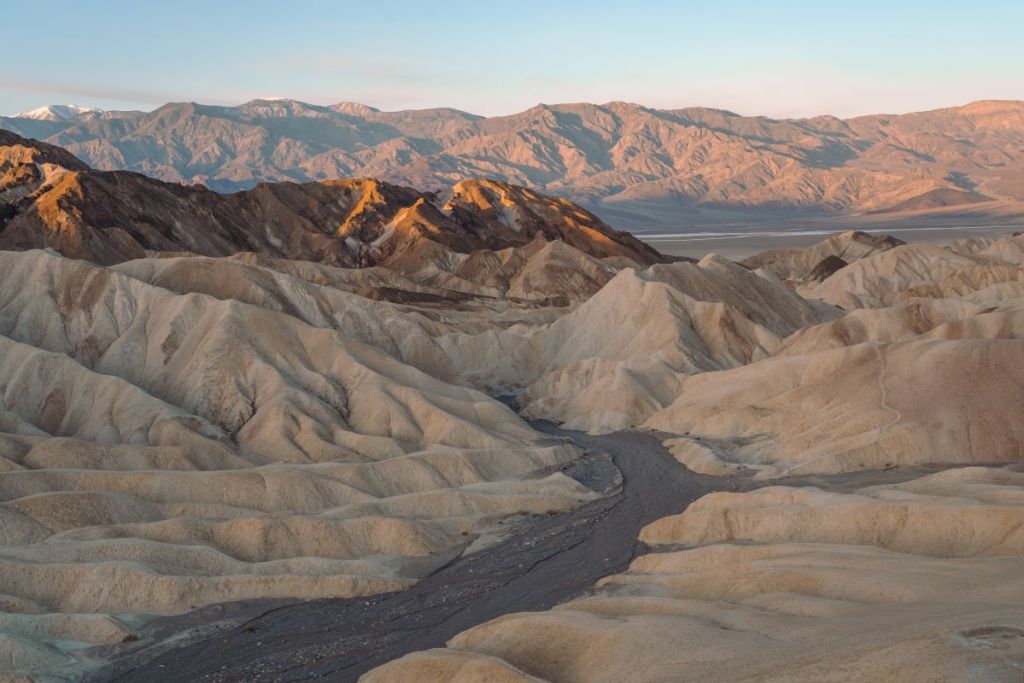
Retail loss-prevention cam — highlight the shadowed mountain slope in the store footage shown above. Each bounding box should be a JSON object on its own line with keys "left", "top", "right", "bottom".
{"left": 0, "top": 132, "right": 662, "bottom": 285}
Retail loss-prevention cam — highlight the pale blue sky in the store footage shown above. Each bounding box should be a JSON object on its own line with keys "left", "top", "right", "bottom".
{"left": 3, "top": 0, "right": 1022, "bottom": 117}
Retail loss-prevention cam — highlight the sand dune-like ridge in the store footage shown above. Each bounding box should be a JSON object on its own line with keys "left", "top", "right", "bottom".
{"left": 440, "top": 253, "right": 834, "bottom": 433}
{"left": 0, "top": 248, "right": 599, "bottom": 679}
{"left": 369, "top": 467, "right": 1024, "bottom": 682}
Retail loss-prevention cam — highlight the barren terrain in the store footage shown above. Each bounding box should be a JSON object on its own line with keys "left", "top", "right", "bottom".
{"left": 0, "top": 130, "right": 1023, "bottom": 682}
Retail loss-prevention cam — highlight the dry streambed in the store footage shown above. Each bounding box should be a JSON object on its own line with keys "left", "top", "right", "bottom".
{"left": 90, "top": 426, "right": 737, "bottom": 682}
{"left": 91, "top": 425, "right": 940, "bottom": 683}
{"left": 368, "top": 462, "right": 1024, "bottom": 683}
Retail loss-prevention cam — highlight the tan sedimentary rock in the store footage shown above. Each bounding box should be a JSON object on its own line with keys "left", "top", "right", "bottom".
{"left": 0, "top": 248, "right": 595, "bottom": 679}
{"left": 369, "top": 467, "right": 1024, "bottom": 682}
{"left": 645, "top": 338, "right": 1024, "bottom": 476}
{"left": 801, "top": 235, "right": 1024, "bottom": 308}
{"left": 442, "top": 254, "right": 833, "bottom": 433}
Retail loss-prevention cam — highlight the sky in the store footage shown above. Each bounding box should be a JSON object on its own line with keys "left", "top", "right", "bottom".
{"left": 3, "top": 0, "right": 1023, "bottom": 118}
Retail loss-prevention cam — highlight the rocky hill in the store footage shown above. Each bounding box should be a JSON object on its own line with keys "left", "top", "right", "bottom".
{"left": 0, "top": 131, "right": 662, "bottom": 298}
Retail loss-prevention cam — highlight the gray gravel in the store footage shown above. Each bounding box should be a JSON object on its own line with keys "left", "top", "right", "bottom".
{"left": 89, "top": 423, "right": 741, "bottom": 682}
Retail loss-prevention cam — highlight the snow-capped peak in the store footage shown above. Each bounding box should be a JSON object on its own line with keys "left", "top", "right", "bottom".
{"left": 11, "top": 104, "right": 103, "bottom": 121}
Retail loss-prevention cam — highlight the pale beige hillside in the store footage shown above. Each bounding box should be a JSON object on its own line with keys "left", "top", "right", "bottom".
{"left": 644, "top": 337, "right": 1024, "bottom": 477}
{"left": 0, "top": 335, "right": 235, "bottom": 460}
{"left": 903, "top": 264, "right": 1024, "bottom": 302}
{"left": 368, "top": 466, "right": 1024, "bottom": 683}
{"left": 0, "top": 249, "right": 597, "bottom": 679}
{"left": 218, "top": 250, "right": 576, "bottom": 315}
{"left": 112, "top": 254, "right": 460, "bottom": 379}
{"left": 439, "top": 254, "right": 833, "bottom": 433}
{"left": 741, "top": 230, "right": 904, "bottom": 282}
{"left": 773, "top": 298, "right": 1016, "bottom": 356}
{"left": 0, "top": 251, "right": 540, "bottom": 461}
{"left": 218, "top": 252, "right": 574, "bottom": 336}
{"left": 452, "top": 236, "right": 626, "bottom": 304}
{"left": 370, "top": 546, "right": 1024, "bottom": 683}
{"left": 801, "top": 234, "right": 1024, "bottom": 308}
{"left": 642, "top": 467, "right": 1024, "bottom": 555}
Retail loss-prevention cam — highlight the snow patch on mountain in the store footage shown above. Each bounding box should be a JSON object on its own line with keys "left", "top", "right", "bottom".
{"left": 11, "top": 104, "right": 103, "bottom": 121}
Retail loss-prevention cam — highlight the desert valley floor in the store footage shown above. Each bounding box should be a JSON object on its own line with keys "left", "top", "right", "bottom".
{"left": 1, "top": 129, "right": 1024, "bottom": 682}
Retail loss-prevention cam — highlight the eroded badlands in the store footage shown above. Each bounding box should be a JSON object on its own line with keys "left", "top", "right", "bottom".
{"left": 1, "top": 130, "right": 1024, "bottom": 681}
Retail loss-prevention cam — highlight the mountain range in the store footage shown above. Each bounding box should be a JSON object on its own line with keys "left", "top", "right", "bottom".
{"left": 4, "top": 99, "right": 1024, "bottom": 226}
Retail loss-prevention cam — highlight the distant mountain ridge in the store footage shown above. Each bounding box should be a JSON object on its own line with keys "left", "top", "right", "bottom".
{"left": 3, "top": 98, "right": 1024, "bottom": 225}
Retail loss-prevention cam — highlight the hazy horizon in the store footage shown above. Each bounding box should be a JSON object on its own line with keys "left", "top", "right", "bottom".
{"left": 3, "top": 0, "right": 1023, "bottom": 119}
{"left": 8, "top": 95, "right": 1024, "bottom": 122}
